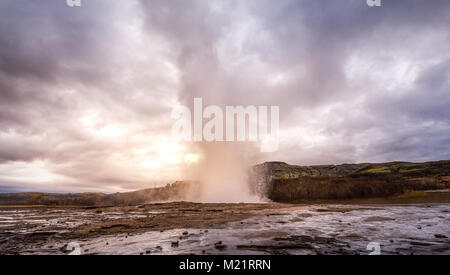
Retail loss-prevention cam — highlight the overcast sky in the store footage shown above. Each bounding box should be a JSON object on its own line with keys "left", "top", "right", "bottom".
{"left": 0, "top": 0, "right": 449, "bottom": 193}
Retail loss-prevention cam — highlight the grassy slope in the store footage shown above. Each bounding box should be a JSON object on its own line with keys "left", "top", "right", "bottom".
{"left": 259, "top": 160, "right": 450, "bottom": 202}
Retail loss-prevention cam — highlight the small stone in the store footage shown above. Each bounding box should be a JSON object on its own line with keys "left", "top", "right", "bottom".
{"left": 214, "top": 241, "right": 227, "bottom": 251}
{"left": 215, "top": 244, "right": 227, "bottom": 251}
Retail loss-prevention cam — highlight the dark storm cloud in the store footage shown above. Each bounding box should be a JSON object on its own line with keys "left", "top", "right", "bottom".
{"left": 0, "top": 0, "right": 120, "bottom": 81}
{"left": 0, "top": 0, "right": 112, "bottom": 164}
{"left": 0, "top": 0, "right": 449, "bottom": 192}
{"left": 0, "top": 0, "right": 118, "bottom": 133}
{"left": 244, "top": 0, "right": 450, "bottom": 110}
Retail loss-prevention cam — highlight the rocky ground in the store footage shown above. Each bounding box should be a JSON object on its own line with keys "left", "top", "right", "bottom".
{"left": 1, "top": 191, "right": 449, "bottom": 255}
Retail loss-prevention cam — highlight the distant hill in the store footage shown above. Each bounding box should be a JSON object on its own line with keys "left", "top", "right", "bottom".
{"left": 250, "top": 160, "right": 450, "bottom": 202}
{"left": 0, "top": 181, "right": 201, "bottom": 206}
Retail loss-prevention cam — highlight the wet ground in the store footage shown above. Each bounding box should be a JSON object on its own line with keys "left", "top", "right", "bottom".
{"left": 1, "top": 200, "right": 449, "bottom": 255}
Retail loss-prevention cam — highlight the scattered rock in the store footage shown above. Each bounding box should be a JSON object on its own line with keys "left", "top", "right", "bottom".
{"left": 214, "top": 241, "right": 227, "bottom": 251}
{"left": 432, "top": 244, "right": 449, "bottom": 252}
{"left": 364, "top": 216, "right": 395, "bottom": 222}
{"left": 411, "top": 241, "right": 433, "bottom": 246}
{"left": 297, "top": 213, "right": 313, "bottom": 218}
{"left": 266, "top": 213, "right": 287, "bottom": 216}
{"left": 343, "top": 234, "right": 362, "bottom": 240}
{"left": 245, "top": 231, "right": 289, "bottom": 239}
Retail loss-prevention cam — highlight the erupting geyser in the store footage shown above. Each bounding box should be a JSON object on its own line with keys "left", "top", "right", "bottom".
{"left": 181, "top": 143, "right": 262, "bottom": 203}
